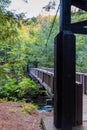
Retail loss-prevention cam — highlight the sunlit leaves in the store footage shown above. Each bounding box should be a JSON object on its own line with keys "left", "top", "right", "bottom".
{"left": 73, "top": 13, "right": 87, "bottom": 72}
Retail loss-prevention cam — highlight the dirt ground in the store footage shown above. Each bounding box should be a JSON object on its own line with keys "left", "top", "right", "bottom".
{"left": 0, "top": 102, "right": 52, "bottom": 130}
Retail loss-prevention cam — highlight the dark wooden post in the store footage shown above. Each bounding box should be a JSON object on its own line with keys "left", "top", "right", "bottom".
{"left": 54, "top": 32, "right": 62, "bottom": 128}
{"left": 54, "top": 0, "right": 76, "bottom": 129}
{"left": 61, "top": 31, "right": 75, "bottom": 130}
{"left": 54, "top": 0, "right": 87, "bottom": 129}
{"left": 60, "top": 0, "right": 71, "bottom": 31}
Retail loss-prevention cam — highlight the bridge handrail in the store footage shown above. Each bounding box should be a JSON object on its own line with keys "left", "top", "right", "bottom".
{"left": 30, "top": 68, "right": 87, "bottom": 95}
{"left": 30, "top": 68, "right": 54, "bottom": 75}
{"left": 76, "top": 72, "right": 87, "bottom": 94}
{"left": 29, "top": 68, "right": 54, "bottom": 96}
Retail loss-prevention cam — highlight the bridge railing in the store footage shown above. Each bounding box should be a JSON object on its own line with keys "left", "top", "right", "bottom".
{"left": 29, "top": 68, "right": 54, "bottom": 96}
{"left": 76, "top": 72, "right": 87, "bottom": 94}
{"left": 30, "top": 68, "right": 87, "bottom": 95}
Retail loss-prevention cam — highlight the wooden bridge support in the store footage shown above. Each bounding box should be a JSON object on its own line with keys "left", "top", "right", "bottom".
{"left": 29, "top": 0, "right": 87, "bottom": 129}
{"left": 54, "top": 0, "right": 87, "bottom": 129}
{"left": 54, "top": 0, "right": 76, "bottom": 130}
{"left": 54, "top": 31, "right": 76, "bottom": 130}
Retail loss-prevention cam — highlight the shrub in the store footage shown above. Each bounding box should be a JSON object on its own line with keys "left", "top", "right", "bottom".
{"left": 0, "top": 77, "right": 40, "bottom": 101}
{"left": 19, "top": 77, "right": 39, "bottom": 97}
{"left": 21, "top": 102, "right": 38, "bottom": 114}
{"left": 0, "top": 82, "right": 24, "bottom": 101}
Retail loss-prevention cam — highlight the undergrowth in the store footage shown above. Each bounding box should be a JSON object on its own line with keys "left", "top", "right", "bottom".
{"left": 21, "top": 101, "right": 38, "bottom": 114}
{"left": 0, "top": 77, "right": 40, "bottom": 102}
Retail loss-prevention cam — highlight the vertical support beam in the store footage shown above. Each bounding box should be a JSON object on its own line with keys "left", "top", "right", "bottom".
{"left": 54, "top": 32, "right": 62, "bottom": 128}
{"left": 54, "top": 31, "right": 76, "bottom": 130}
{"left": 53, "top": 0, "right": 82, "bottom": 129}
{"left": 60, "top": 0, "right": 71, "bottom": 31}
{"left": 61, "top": 31, "right": 76, "bottom": 130}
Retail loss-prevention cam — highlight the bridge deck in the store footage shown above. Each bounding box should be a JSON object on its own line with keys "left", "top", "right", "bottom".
{"left": 83, "top": 94, "right": 87, "bottom": 120}
{"left": 73, "top": 94, "right": 87, "bottom": 129}
{"left": 29, "top": 68, "right": 87, "bottom": 128}
{"left": 42, "top": 94, "right": 87, "bottom": 130}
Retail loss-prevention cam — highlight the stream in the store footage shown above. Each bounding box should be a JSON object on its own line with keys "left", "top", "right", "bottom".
{"left": 26, "top": 95, "right": 53, "bottom": 112}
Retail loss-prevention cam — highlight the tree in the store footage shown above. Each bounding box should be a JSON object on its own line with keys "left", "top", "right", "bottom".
{"left": 71, "top": 12, "right": 87, "bottom": 72}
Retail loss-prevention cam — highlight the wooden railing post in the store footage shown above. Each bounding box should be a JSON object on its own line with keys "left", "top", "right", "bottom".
{"left": 75, "top": 82, "right": 83, "bottom": 126}
{"left": 83, "top": 74, "right": 87, "bottom": 94}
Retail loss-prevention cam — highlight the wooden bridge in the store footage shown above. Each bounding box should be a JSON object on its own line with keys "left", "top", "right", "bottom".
{"left": 29, "top": 68, "right": 54, "bottom": 96}
{"left": 29, "top": 0, "right": 87, "bottom": 129}
{"left": 29, "top": 68, "right": 87, "bottom": 95}
{"left": 29, "top": 68, "right": 87, "bottom": 129}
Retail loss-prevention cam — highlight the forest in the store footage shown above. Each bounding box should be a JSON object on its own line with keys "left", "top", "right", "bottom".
{"left": 0, "top": 0, "right": 87, "bottom": 101}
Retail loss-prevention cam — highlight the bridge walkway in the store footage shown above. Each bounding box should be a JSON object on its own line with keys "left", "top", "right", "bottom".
{"left": 29, "top": 68, "right": 87, "bottom": 129}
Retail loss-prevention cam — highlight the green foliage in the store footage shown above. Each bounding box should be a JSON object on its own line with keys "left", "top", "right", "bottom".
{"left": 28, "top": 15, "right": 59, "bottom": 67}
{"left": 76, "top": 47, "right": 87, "bottom": 72}
{"left": 0, "top": 79, "right": 22, "bottom": 101}
{"left": 0, "top": 7, "right": 40, "bottom": 101}
{"left": 0, "top": 0, "right": 11, "bottom": 8}
{"left": 0, "top": 97, "right": 8, "bottom": 102}
{"left": 21, "top": 102, "right": 38, "bottom": 114}
{"left": 0, "top": 5, "right": 87, "bottom": 102}
{"left": 71, "top": 12, "right": 87, "bottom": 23}
{"left": 39, "top": 90, "right": 48, "bottom": 96}
{"left": 0, "top": 77, "right": 39, "bottom": 101}
{"left": 19, "top": 78, "right": 39, "bottom": 97}
{"left": 72, "top": 12, "right": 87, "bottom": 72}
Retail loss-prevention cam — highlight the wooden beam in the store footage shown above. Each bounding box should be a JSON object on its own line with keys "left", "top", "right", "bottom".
{"left": 71, "top": 20, "right": 87, "bottom": 26}
{"left": 61, "top": 31, "right": 76, "bottom": 130}
{"left": 71, "top": 27, "right": 87, "bottom": 34}
{"left": 71, "top": 20, "right": 87, "bottom": 34}
{"left": 60, "top": 0, "right": 72, "bottom": 31}
{"left": 72, "top": 1, "right": 87, "bottom": 11}
{"left": 54, "top": 31, "right": 76, "bottom": 130}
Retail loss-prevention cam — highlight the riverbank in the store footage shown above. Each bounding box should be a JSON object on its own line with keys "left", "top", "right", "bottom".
{"left": 0, "top": 102, "right": 53, "bottom": 130}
